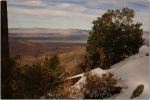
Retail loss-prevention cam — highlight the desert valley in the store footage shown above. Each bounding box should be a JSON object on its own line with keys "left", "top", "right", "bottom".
{"left": 9, "top": 28, "right": 89, "bottom": 75}
{"left": 9, "top": 28, "right": 149, "bottom": 76}
{"left": 1, "top": 0, "right": 149, "bottom": 99}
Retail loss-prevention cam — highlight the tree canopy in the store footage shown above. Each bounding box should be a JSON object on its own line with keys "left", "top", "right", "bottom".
{"left": 86, "top": 7, "right": 143, "bottom": 69}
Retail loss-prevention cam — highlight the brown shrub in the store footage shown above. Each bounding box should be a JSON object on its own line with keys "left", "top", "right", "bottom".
{"left": 81, "top": 72, "right": 123, "bottom": 99}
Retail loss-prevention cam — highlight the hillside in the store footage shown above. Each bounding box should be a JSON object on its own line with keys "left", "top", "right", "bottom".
{"left": 72, "top": 45, "right": 149, "bottom": 99}
{"left": 9, "top": 40, "right": 85, "bottom": 57}
{"left": 59, "top": 47, "right": 86, "bottom": 75}
{"left": 9, "top": 40, "right": 86, "bottom": 75}
{"left": 8, "top": 28, "right": 149, "bottom": 77}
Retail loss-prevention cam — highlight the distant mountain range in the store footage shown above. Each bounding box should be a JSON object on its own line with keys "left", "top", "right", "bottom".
{"left": 9, "top": 28, "right": 90, "bottom": 43}
{"left": 9, "top": 28, "right": 149, "bottom": 45}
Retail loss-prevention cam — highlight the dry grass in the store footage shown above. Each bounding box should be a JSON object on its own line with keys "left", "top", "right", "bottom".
{"left": 13, "top": 46, "right": 86, "bottom": 76}
{"left": 59, "top": 47, "right": 86, "bottom": 76}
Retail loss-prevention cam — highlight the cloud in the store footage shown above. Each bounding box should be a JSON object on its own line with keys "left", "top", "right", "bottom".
{"left": 25, "top": 0, "right": 47, "bottom": 7}
{"left": 8, "top": 0, "right": 48, "bottom": 7}
{"left": 7, "top": 0, "right": 149, "bottom": 30}
{"left": 8, "top": 2, "right": 102, "bottom": 19}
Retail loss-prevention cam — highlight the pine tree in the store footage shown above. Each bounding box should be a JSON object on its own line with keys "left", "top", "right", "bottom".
{"left": 86, "top": 7, "right": 144, "bottom": 69}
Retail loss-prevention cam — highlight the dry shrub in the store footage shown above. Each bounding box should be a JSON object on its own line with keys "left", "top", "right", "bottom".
{"left": 56, "top": 70, "right": 80, "bottom": 99}
{"left": 56, "top": 76, "right": 82, "bottom": 99}
{"left": 79, "top": 55, "right": 92, "bottom": 72}
{"left": 57, "top": 79, "right": 73, "bottom": 98}
{"left": 81, "top": 72, "right": 123, "bottom": 99}
{"left": 54, "top": 71, "right": 124, "bottom": 99}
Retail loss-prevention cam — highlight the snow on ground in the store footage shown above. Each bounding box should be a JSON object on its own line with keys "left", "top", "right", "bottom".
{"left": 73, "top": 45, "right": 150, "bottom": 99}
{"left": 139, "top": 45, "right": 149, "bottom": 54}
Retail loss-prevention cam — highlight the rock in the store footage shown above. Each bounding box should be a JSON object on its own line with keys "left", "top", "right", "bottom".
{"left": 130, "top": 84, "right": 144, "bottom": 99}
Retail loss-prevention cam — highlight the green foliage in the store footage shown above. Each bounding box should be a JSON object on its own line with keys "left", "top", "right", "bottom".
{"left": 11, "top": 64, "right": 61, "bottom": 98}
{"left": 86, "top": 7, "right": 144, "bottom": 69}
{"left": 10, "top": 55, "right": 63, "bottom": 99}
{"left": 43, "top": 55, "right": 60, "bottom": 69}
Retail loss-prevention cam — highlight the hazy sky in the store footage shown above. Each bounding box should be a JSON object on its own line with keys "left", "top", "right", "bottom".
{"left": 8, "top": 0, "right": 149, "bottom": 31}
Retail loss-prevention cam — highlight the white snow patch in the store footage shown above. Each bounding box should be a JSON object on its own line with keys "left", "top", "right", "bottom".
{"left": 110, "top": 53, "right": 149, "bottom": 99}
{"left": 139, "top": 45, "right": 149, "bottom": 55}
{"left": 72, "top": 46, "right": 150, "bottom": 99}
{"left": 74, "top": 68, "right": 107, "bottom": 89}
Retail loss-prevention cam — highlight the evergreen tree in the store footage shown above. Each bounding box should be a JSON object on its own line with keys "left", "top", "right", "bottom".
{"left": 86, "top": 7, "right": 143, "bottom": 69}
